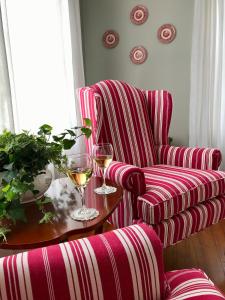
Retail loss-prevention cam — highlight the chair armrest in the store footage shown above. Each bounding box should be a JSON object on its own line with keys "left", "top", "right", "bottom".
{"left": 166, "top": 269, "right": 225, "bottom": 299}
{"left": 0, "top": 224, "right": 165, "bottom": 300}
{"left": 157, "top": 145, "right": 222, "bottom": 170}
{"left": 105, "top": 161, "right": 146, "bottom": 195}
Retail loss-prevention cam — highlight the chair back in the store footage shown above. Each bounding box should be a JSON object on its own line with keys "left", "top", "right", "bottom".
{"left": 144, "top": 90, "right": 173, "bottom": 145}
{"left": 78, "top": 80, "right": 158, "bottom": 167}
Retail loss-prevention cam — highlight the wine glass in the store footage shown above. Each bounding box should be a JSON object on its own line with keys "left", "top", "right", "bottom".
{"left": 65, "top": 153, "right": 99, "bottom": 221}
{"left": 92, "top": 143, "right": 117, "bottom": 194}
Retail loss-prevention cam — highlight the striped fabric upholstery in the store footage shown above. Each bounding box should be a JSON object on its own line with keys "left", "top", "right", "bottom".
{"left": 158, "top": 145, "right": 222, "bottom": 170}
{"left": 1, "top": 225, "right": 224, "bottom": 300}
{"left": 108, "top": 190, "right": 135, "bottom": 228}
{"left": 154, "top": 195, "right": 225, "bottom": 247}
{"left": 77, "top": 80, "right": 225, "bottom": 248}
{"left": 114, "top": 196, "right": 225, "bottom": 248}
{"left": 0, "top": 224, "right": 165, "bottom": 300}
{"left": 77, "top": 86, "right": 101, "bottom": 155}
{"left": 106, "top": 161, "right": 146, "bottom": 195}
{"left": 105, "top": 161, "right": 146, "bottom": 226}
{"left": 166, "top": 269, "right": 225, "bottom": 299}
{"left": 79, "top": 80, "right": 157, "bottom": 168}
{"left": 144, "top": 90, "right": 173, "bottom": 145}
{"left": 137, "top": 165, "right": 225, "bottom": 224}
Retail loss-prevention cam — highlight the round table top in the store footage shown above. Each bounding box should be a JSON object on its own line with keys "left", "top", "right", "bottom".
{"left": 0, "top": 177, "right": 122, "bottom": 249}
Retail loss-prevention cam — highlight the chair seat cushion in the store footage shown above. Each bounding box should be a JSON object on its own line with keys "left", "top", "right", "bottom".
{"left": 154, "top": 195, "right": 225, "bottom": 248}
{"left": 166, "top": 269, "right": 225, "bottom": 299}
{"left": 137, "top": 165, "right": 225, "bottom": 224}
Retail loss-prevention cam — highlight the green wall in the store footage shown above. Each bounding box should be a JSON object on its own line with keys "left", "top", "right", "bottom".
{"left": 80, "top": 0, "right": 194, "bottom": 145}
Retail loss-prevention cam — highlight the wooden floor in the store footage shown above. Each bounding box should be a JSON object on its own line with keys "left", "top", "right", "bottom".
{"left": 164, "top": 219, "right": 225, "bottom": 293}
{"left": 1, "top": 221, "right": 225, "bottom": 293}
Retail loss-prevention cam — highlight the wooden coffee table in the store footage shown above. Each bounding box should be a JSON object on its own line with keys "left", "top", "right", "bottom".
{"left": 0, "top": 177, "right": 122, "bottom": 250}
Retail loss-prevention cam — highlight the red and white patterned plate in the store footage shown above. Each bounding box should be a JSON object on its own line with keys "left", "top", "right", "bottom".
{"left": 130, "top": 46, "right": 148, "bottom": 64}
{"left": 102, "top": 30, "right": 119, "bottom": 48}
{"left": 157, "top": 24, "right": 176, "bottom": 44}
{"left": 130, "top": 5, "right": 148, "bottom": 25}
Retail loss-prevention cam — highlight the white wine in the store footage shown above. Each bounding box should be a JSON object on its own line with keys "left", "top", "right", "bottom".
{"left": 92, "top": 144, "right": 117, "bottom": 195}
{"left": 67, "top": 167, "right": 93, "bottom": 187}
{"left": 94, "top": 155, "right": 112, "bottom": 168}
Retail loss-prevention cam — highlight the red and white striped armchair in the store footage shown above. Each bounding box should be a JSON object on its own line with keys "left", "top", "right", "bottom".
{"left": 77, "top": 80, "right": 225, "bottom": 247}
{"left": 1, "top": 224, "right": 224, "bottom": 300}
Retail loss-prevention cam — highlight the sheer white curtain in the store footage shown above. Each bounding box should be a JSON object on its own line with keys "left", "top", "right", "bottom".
{"left": 0, "top": 0, "right": 84, "bottom": 135}
{"left": 0, "top": 8, "right": 14, "bottom": 132}
{"left": 189, "top": 0, "right": 225, "bottom": 168}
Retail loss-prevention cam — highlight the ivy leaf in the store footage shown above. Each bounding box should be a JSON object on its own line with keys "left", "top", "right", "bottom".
{"left": 2, "top": 184, "right": 10, "bottom": 193}
{"left": 4, "top": 189, "right": 18, "bottom": 201}
{"left": 2, "top": 170, "right": 18, "bottom": 183}
{"left": 8, "top": 206, "right": 27, "bottom": 223}
{"left": 62, "top": 139, "right": 75, "bottom": 150}
{"left": 83, "top": 118, "right": 92, "bottom": 127}
{"left": 52, "top": 135, "right": 64, "bottom": 142}
{"left": 66, "top": 129, "right": 76, "bottom": 137}
{"left": 13, "top": 181, "right": 29, "bottom": 194}
{"left": 38, "top": 124, "right": 53, "bottom": 135}
{"left": 58, "top": 133, "right": 67, "bottom": 138}
{"left": 0, "top": 226, "right": 11, "bottom": 242}
{"left": 36, "top": 196, "right": 52, "bottom": 208}
{"left": 0, "top": 201, "right": 8, "bottom": 218}
{"left": 52, "top": 133, "right": 67, "bottom": 142}
{"left": 81, "top": 127, "right": 92, "bottom": 138}
{"left": 32, "top": 189, "right": 39, "bottom": 195}
{"left": 0, "top": 190, "right": 5, "bottom": 200}
{"left": 41, "top": 197, "right": 52, "bottom": 204}
{"left": 0, "top": 121, "right": 92, "bottom": 228}
{"left": 3, "top": 163, "right": 13, "bottom": 171}
{"left": 39, "top": 212, "right": 54, "bottom": 224}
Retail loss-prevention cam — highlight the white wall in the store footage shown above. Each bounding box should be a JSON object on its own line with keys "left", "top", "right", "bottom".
{"left": 80, "top": 0, "right": 194, "bottom": 145}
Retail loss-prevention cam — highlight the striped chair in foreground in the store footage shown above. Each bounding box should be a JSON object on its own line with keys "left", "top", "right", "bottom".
{"left": 78, "top": 80, "right": 225, "bottom": 247}
{"left": 0, "top": 224, "right": 224, "bottom": 300}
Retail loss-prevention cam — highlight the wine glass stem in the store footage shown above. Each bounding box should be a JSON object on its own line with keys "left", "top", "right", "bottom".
{"left": 78, "top": 186, "right": 86, "bottom": 209}
{"left": 102, "top": 168, "right": 107, "bottom": 189}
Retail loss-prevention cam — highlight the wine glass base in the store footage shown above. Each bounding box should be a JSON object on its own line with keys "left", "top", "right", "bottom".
{"left": 94, "top": 186, "right": 117, "bottom": 195}
{"left": 71, "top": 208, "right": 99, "bottom": 221}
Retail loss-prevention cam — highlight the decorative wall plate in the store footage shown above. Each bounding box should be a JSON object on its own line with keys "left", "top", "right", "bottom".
{"left": 102, "top": 30, "right": 119, "bottom": 48}
{"left": 130, "top": 5, "right": 148, "bottom": 25}
{"left": 130, "top": 46, "right": 148, "bottom": 64}
{"left": 157, "top": 24, "right": 176, "bottom": 43}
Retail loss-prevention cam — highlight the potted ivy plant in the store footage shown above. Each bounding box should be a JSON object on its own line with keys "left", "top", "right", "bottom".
{"left": 0, "top": 119, "right": 92, "bottom": 240}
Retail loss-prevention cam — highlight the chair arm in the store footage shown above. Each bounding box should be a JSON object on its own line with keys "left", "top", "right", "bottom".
{"left": 105, "top": 161, "right": 146, "bottom": 195}
{"left": 0, "top": 224, "right": 165, "bottom": 300}
{"left": 157, "top": 145, "right": 222, "bottom": 170}
{"left": 166, "top": 269, "right": 225, "bottom": 299}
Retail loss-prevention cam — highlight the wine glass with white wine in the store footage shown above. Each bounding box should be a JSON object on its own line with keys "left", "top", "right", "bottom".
{"left": 65, "top": 153, "right": 99, "bottom": 221}
{"left": 92, "top": 143, "right": 117, "bottom": 194}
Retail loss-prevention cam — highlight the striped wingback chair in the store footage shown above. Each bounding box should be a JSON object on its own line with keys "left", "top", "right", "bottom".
{"left": 1, "top": 224, "right": 224, "bottom": 300}
{"left": 77, "top": 80, "right": 225, "bottom": 247}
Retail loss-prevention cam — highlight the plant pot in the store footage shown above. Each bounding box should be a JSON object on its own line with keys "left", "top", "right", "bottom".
{"left": 21, "top": 169, "right": 52, "bottom": 204}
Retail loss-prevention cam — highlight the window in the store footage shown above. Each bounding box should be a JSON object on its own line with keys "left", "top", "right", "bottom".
{"left": 1, "top": 0, "right": 79, "bottom": 134}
